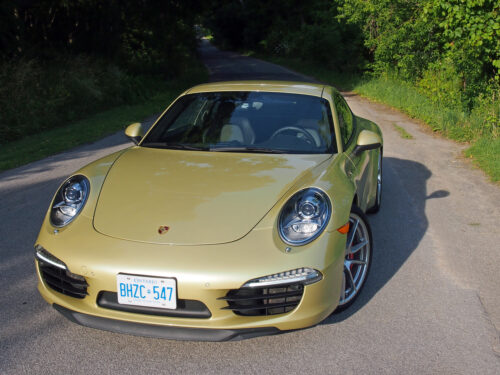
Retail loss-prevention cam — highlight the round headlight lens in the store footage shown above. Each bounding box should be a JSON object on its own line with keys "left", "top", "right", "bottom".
{"left": 64, "top": 182, "right": 84, "bottom": 203}
{"left": 50, "top": 175, "right": 90, "bottom": 227}
{"left": 279, "top": 188, "right": 331, "bottom": 245}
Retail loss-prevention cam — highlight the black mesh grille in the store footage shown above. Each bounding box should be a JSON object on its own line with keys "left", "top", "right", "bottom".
{"left": 220, "top": 283, "right": 304, "bottom": 316}
{"left": 38, "top": 261, "right": 88, "bottom": 299}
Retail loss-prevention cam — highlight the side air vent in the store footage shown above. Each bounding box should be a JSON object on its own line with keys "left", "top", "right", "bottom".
{"left": 220, "top": 283, "right": 304, "bottom": 316}
{"left": 36, "top": 246, "right": 88, "bottom": 299}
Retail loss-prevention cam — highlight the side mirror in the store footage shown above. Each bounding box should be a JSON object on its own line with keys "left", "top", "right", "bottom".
{"left": 125, "top": 122, "right": 144, "bottom": 145}
{"left": 353, "top": 130, "right": 382, "bottom": 156}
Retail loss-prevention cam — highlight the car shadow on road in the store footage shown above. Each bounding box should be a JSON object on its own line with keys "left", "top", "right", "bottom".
{"left": 322, "top": 156, "right": 449, "bottom": 324}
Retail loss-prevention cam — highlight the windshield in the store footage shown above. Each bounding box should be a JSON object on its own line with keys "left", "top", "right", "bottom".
{"left": 141, "top": 91, "right": 337, "bottom": 154}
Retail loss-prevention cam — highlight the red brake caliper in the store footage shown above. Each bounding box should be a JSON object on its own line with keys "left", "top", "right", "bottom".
{"left": 348, "top": 252, "right": 355, "bottom": 271}
{"left": 348, "top": 232, "right": 355, "bottom": 271}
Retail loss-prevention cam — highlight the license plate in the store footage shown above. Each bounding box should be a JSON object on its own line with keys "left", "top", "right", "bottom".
{"left": 116, "top": 274, "right": 177, "bottom": 310}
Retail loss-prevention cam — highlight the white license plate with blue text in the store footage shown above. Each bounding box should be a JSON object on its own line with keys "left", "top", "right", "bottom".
{"left": 116, "top": 274, "right": 177, "bottom": 309}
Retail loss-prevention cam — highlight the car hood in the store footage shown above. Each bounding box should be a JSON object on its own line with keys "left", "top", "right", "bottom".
{"left": 93, "top": 147, "right": 331, "bottom": 245}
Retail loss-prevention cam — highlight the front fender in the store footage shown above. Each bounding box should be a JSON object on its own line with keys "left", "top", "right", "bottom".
{"left": 36, "top": 149, "right": 129, "bottom": 239}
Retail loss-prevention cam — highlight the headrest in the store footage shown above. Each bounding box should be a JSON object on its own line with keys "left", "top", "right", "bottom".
{"left": 220, "top": 124, "right": 244, "bottom": 143}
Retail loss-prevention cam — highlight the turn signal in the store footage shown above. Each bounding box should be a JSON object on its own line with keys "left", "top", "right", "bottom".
{"left": 337, "top": 222, "right": 350, "bottom": 234}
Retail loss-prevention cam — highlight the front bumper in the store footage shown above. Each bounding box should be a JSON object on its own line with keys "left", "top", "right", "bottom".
{"left": 35, "top": 216, "right": 345, "bottom": 338}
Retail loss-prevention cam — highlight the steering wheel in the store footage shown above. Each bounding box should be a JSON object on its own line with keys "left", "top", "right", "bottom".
{"left": 270, "top": 126, "right": 316, "bottom": 145}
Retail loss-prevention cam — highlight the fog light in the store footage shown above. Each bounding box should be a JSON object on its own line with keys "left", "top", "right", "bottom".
{"left": 243, "top": 267, "right": 322, "bottom": 288}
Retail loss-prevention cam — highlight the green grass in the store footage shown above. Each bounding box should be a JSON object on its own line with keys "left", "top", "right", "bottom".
{"left": 0, "top": 68, "right": 208, "bottom": 172}
{"left": 353, "top": 77, "right": 479, "bottom": 141}
{"left": 257, "top": 55, "right": 499, "bottom": 182}
{"left": 392, "top": 123, "right": 414, "bottom": 139}
{"left": 464, "top": 137, "right": 500, "bottom": 181}
{"left": 352, "top": 77, "right": 498, "bottom": 182}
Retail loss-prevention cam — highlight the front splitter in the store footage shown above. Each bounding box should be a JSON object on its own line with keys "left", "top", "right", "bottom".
{"left": 53, "top": 304, "right": 281, "bottom": 341}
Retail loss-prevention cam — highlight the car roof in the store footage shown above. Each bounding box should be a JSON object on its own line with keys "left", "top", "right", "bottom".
{"left": 184, "top": 81, "right": 326, "bottom": 98}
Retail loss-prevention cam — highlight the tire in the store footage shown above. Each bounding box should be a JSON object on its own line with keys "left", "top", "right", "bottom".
{"left": 334, "top": 205, "right": 373, "bottom": 312}
{"left": 367, "top": 149, "right": 382, "bottom": 214}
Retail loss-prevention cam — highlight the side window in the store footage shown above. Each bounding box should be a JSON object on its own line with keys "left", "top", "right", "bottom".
{"left": 333, "top": 92, "right": 354, "bottom": 146}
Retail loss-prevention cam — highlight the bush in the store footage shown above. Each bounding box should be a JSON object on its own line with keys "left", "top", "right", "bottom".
{"left": 417, "top": 59, "right": 464, "bottom": 110}
{"left": 354, "top": 72, "right": 499, "bottom": 142}
{"left": 0, "top": 55, "right": 164, "bottom": 143}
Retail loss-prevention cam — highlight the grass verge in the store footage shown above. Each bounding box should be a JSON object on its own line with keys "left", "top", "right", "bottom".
{"left": 464, "top": 137, "right": 500, "bottom": 182}
{"left": 353, "top": 78, "right": 499, "bottom": 182}
{"left": 0, "top": 66, "right": 207, "bottom": 172}
{"left": 258, "top": 55, "right": 499, "bottom": 182}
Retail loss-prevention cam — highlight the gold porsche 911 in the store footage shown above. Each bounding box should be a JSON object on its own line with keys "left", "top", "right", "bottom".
{"left": 35, "top": 81, "right": 383, "bottom": 341}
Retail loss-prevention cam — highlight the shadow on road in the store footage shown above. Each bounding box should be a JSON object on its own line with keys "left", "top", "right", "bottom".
{"left": 322, "top": 156, "right": 449, "bottom": 324}
{"left": 198, "top": 39, "right": 316, "bottom": 83}
{"left": 0, "top": 113, "right": 162, "bottom": 188}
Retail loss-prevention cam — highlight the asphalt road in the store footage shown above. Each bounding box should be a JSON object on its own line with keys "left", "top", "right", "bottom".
{"left": 1, "top": 40, "right": 499, "bottom": 374}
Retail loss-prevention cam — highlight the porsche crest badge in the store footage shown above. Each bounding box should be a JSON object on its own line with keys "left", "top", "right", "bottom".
{"left": 158, "top": 226, "right": 170, "bottom": 235}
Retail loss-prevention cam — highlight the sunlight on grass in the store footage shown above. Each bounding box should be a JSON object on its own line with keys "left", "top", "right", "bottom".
{"left": 0, "top": 67, "right": 208, "bottom": 172}
{"left": 392, "top": 124, "right": 414, "bottom": 139}
{"left": 464, "top": 137, "right": 500, "bottom": 182}
{"left": 0, "top": 94, "right": 168, "bottom": 171}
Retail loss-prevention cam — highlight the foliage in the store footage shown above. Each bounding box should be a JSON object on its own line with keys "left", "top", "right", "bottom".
{"left": 206, "top": 0, "right": 366, "bottom": 71}
{"left": 0, "top": 62, "right": 208, "bottom": 171}
{"left": 464, "top": 137, "right": 500, "bottom": 182}
{"left": 0, "top": 0, "right": 203, "bottom": 75}
{"left": 0, "top": 56, "right": 159, "bottom": 142}
{"left": 338, "top": 1, "right": 441, "bottom": 78}
{"left": 0, "top": 0, "right": 206, "bottom": 144}
{"left": 208, "top": 0, "right": 498, "bottom": 142}
{"left": 339, "top": 0, "right": 499, "bottom": 110}
{"left": 424, "top": 0, "right": 500, "bottom": 82}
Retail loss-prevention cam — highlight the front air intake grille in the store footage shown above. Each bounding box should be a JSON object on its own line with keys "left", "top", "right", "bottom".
{"left": 97, "top": 291, "right": 211, "bottom": 319}
{"left": 38, "top": 261, "right": 88, "bottom": 299}
{"left": 220, "top": 283, "right": 304, "bottom": 316}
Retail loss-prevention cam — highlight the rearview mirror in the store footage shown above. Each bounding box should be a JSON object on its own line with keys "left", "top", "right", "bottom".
{"left": 353, "top": 130, "right": 382, "bottom": 156}
{"left": 125, "top": 123, "right": 144, "bottom": 145}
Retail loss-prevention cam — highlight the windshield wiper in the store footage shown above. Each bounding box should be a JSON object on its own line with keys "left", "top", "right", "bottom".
{"left": 209, "top": 146, "right": 287, "bottom": 154}
{"left": 141, "top": 143, "right": 209, "bottom": 151}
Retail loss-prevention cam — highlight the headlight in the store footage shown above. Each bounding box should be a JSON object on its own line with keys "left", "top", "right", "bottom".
{"left": 50, "top": 175, "right": 90, "bottom": 227}
{"left": 278, "top": 188, "right": 331, "bottom": 245}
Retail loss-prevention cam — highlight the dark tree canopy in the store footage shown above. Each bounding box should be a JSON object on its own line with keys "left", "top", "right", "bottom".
{"left": 0, "top": 0, "right": 497, "bottom": 143}
{"left": 0, "top": 0, "right": 206, "bottom": 74}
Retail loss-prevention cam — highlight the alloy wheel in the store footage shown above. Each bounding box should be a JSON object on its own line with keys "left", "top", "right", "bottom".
{"left": 339, "top": 212, "right": 371, "bottom": 306}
